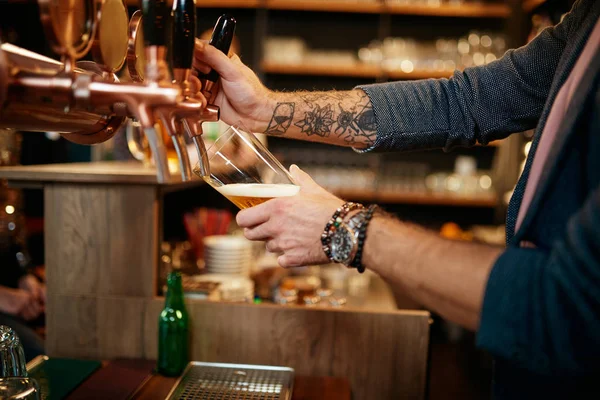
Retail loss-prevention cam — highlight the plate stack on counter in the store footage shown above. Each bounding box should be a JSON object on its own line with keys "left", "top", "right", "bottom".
{"left": 200, "top": 235, "right": 255, "bottom": 302}
{"left": 203, "top": 235, "right": 254, "bottom": 276}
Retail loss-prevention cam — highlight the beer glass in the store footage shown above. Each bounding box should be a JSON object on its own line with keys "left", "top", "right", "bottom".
{"left": 194, "top": 124, "right": 299, "bottom": 209}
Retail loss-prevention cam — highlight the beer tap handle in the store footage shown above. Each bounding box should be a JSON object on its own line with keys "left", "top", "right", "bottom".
{"left": 195, "top": 14, "right": 236, "bottom": 100}
{"left": 140, "top": 0, "right": 173, "bottom": 183}
{"left": 141, "top": 0, "right": 169, "bottom": 48}
{"left": 172, "top": 0, "right": 196, "bottom": 74}
{"left": 168, "top": 0, "right": 197, "bottom": 181}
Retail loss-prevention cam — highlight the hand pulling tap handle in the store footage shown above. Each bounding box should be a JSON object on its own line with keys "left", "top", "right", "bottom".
{"left": 196, "top": 14, "right": 236, "bottom": 99}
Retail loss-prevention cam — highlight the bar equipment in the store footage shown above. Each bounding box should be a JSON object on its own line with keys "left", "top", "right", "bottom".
{"left": 0, "top": 0, "right": 236, "bottom": 184}
{"left": 0, "top": 325, "right": 41, "bottom": 400}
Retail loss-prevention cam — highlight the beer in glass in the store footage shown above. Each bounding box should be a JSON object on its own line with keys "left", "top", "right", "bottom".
{"left": 193, "top": 124, "right": 299, "bottom": 209}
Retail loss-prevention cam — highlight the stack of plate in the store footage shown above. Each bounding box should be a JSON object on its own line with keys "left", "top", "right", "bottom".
{"left": 191, "top": 274, "right": 255, "bottom": 302}
{"left": 203, "top": 235, "right": 254, "bottom": 276}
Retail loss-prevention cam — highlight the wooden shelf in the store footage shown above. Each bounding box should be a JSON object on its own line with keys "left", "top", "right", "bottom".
{"left": 196, "top": 0, "right": 261, "bottom": 8}
{"left": 125, "top": 0, "right": 261, "bottom": 8}
{"left": 262, "top": 61, "right": 380, "bottom": 78}
{"left": 522, "top": 0, "right": 547, "bottom": 13}
{"left": 262, "top": 61, "right": 454, "bottom": 80}
{"left": 385, "top": 2, "right": 510, "bottom": 18}
{"left": 125, "top": 0, "right": 509, "bottom": 17}
{"left": 333, "top": 188, "right": 498, "bottom": 207}
{"left": 265, "top": 0, "right": 382, "bottom": 14}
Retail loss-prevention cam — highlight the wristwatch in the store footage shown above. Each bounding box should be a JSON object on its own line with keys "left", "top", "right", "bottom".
{"left": 329, "top": 211, "right": 369, "bottom": 266}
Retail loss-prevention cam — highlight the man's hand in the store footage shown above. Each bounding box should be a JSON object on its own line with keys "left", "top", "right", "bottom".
{"left": 18, "top": 274, "right": 46, "bottom": 305}
{"left": 237, "top": 165, "right": 344, "bottom": 268}
{"left": 193, "top": 40, "right": 274, "bottom": 132}
{"left": 0, "top": 287, "right": 41, "bottom": 320}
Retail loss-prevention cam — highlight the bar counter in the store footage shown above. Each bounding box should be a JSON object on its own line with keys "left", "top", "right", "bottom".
{"left": 29, "top": 358, "right": 350, "bottom": 399}
{"left": 1, "top": 161, "right": 430, "bottom": 399}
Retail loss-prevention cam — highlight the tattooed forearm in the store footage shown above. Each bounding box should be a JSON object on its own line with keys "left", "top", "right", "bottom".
{"left": 262, "top": 90, "right": 377, "bottom": 148}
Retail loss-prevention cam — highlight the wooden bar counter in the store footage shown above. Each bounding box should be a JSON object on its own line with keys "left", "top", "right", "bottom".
{"left": 0, "top": 161, "right": 431, "bottom": 400}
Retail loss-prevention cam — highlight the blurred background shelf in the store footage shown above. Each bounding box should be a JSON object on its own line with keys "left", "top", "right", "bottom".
{"left": 262, "top": 61, "right": 455, "bottom": 79}
{"left": 384, "top": 2, "right": 510, "bottom": 18}
{"left": 333, "top": 189, "right": 498, "bottom": 207}
{"left": 265, "top": 0, "right": 382, "bottom": 14}
{"left": 124, "top": 0, "right": 509, "bottom": 18}
{"left": 522, "top": 0, "right": 548, "bottom": 13}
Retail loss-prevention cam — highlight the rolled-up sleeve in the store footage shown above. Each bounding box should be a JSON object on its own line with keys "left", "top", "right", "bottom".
{"left": 476, "top": 186, "right": 600, "bottom": 376}
{"left": 356, "top": 0, "right": 586, "bottom": 153}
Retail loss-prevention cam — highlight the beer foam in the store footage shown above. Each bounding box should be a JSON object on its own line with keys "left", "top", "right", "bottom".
{"left": 215, "top": 183, "right": 300, "bottom": 198}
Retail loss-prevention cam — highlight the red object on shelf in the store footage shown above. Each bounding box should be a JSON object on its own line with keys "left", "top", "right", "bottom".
{"left": 183, "top": 208, "right": 233, "bottom": 259}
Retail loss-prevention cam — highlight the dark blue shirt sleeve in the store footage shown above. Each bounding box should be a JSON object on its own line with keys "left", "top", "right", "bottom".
{"left": 356, "top": 0, "right": 582, "bottom": 152}
{"left": 477, "top": 185, "right": 600, "bottom": 376}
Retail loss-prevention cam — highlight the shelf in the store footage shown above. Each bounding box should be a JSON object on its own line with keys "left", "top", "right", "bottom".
{"left": 262, "top": 61, "right": 380, "bottom": 78}
{"left": 333, "top": 188, "right": 498, "bottom": 207}
{"left": 196, "top": 0, "right": 261, "bottom": 8}
{"left": 265, "top": 0, "right": 382, "bottom": 14}
{"left": 262, "top": 61, "right": 454, "bottom": 80}
{"left": 522, "top": 0, "right": 547, "bottom": 13}
{"left": 125, "top": 0, "right": 510, "bottom": 17}
{"left": 125, "top": 0, "right": 261, "bottom": 8}
{"left": 384, "top": 2, "right": 510, "bottom": 18}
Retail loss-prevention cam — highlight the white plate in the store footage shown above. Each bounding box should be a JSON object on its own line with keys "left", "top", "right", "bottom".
{"left": 203, "top": 235, "right": 253, "bottom": 250}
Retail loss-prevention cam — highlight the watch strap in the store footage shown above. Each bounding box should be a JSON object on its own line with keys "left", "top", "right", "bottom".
{"left": 350, "top": 204, "right": 378, "bottom": 273}
{"left": 321, "top": 202, "right": 364, "bottom": 262}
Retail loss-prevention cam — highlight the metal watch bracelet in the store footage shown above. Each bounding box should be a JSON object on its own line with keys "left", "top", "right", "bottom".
{"left": 321, "top": 202, "right": 364, "bottom": 262}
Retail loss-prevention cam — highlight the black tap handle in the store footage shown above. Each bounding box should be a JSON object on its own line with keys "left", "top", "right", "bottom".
{"left": 141, "top": 0, "right": 169, "bottom": 47}
{"left": 171, "top": 0, "right": 196, "bottom": 69}
{"left": 197, "top": 14, "right": 236, "bottom": 83}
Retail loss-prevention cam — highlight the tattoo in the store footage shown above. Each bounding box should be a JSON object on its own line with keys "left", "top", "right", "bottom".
{"left": 335, "top": 105, "right": 357, "bottom": 137}
{"left": 265, "top": 102, "right": 295, "bottom": 135}
{"left": 263, "top": 90, "right": 377, "bottom": 147}
{"left": 294, "top": 104, "right": 335, "bottom": 137}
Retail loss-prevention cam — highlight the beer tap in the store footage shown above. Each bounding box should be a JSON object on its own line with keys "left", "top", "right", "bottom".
{"left": 189, "top": 14, "right": 237, "bottom": 178}
{"left": 0, "top": 0, "right": 188, "bottom": 183}
{"left": 152, "top": 0, "right": 200, "bottom": 181}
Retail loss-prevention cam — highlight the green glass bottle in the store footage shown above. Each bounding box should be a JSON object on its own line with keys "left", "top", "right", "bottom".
{"left": 157, "top": 271, "right": 189, "bottom": 376}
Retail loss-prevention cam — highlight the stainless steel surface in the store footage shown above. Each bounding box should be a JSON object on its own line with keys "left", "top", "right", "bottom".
{"left": 143, "top": 126, "right": 172, "bottom": 184}
{"left": 166, "top": 362, "right": 294, "bottom": 400}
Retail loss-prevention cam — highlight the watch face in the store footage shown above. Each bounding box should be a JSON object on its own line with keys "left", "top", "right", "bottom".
{"left": 330, "top": 225, "right": 355, "bottom": 264}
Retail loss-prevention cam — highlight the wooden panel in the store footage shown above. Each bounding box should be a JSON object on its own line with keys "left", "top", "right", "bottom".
{"left": 141, "top": 300, "right": 430, "bottom": 400}
{"left": 97, "top": 297, "right": 147, "bottom": 359}
{"left": 45, "top": 184, "right": 158, "bottom": 298}
{"left": 46, "top": 294, "right": 98, "bottom": 358}
{"left": 332, "top": 311, "right": 430, "bottom": 399}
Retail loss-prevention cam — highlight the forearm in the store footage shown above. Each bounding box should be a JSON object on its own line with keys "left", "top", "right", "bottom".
{"left": 257, "top": 89, "right": 376, "bottom": 149}
{"left": 364, "top": 216, "right": 502, "bottom": 330}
